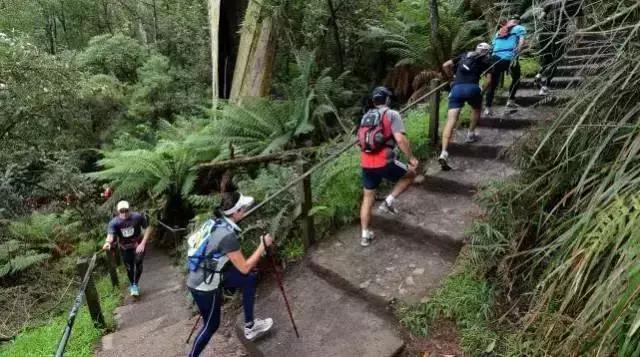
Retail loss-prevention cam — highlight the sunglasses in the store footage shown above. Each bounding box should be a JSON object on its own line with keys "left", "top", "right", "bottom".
{"left": 118, "top": 209, "right": 129, "bottom": 214}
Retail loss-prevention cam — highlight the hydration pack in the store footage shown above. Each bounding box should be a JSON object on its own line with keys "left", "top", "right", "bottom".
{"left": 187, "top": 219, "right": 230, "bottom": 290}
{"left": 357, "top": 109, "right": 391, "bottom": 153}
{"left": 457, "top": 52, "right": 480, "bottom": 75}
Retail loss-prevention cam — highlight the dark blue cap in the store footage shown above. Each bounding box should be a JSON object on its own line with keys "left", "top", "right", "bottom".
{"left": 372, "top": 86, "right": 392, "bottom": 100}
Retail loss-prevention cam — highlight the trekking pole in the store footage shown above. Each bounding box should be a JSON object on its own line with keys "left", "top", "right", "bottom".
{"left": 185, "top": 315, "right": 201, "bottom": 344}
{"left": 262, "top": 236, "right": 300, "bottom": 338}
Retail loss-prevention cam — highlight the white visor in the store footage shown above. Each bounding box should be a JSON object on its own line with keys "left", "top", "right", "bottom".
{"left": 223, "top": 194, "right": 255, "bottom": 216}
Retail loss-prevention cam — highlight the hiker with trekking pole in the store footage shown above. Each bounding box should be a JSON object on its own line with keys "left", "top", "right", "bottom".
{"left": 103, "top": 200, "right": 151, "bottom": 297}
{"left": 185, "top": 191, "right": 275, "bottom": 357}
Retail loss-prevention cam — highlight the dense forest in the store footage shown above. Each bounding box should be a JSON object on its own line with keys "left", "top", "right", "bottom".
{"left": 1, "top": 0, "right": 639, "bottom": 356}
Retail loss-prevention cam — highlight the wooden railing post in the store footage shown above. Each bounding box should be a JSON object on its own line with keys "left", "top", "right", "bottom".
{"left": 428, "top": 78, "right": 441, "bottom": 147}
{"left": 296, "top": 159, "right": 314, "bottom": 249}
{"left": 103, "top": 252, "right": 119, "bottom": 288}
{"left": 76, "top": 258, "right": 105, "bottom": 328}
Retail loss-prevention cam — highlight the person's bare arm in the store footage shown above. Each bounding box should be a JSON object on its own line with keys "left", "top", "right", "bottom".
{"left": 103, "top": 234, "right": 115, "bottom": 250}
{"left": 227, "top": 234, "right": 274, "bottom": 274}
{"left": 393, "top": 132, "right": 418, "bottom": 170}
{"left": 442, "top": 60, "right": 455, "bottom": 79}
{"left": 517, "top": 37, "right": 526, "bottom": 55}
{"left": 136, "top": 226, "right": 154, "bottom": 254}
{"left": 482, "top": 73, "right": 493, "bottom": 94}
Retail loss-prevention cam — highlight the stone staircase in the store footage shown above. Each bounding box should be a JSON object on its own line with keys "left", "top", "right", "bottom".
{"left": 97, "top": 247, "right": 246, "bottom": 357}
{"left": 95, "top": 32, "right": 613, "bottom": 357}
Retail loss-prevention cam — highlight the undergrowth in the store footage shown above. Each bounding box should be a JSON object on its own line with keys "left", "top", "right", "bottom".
{"left": 0, "top": 269, "right": 125, "bottom": 357}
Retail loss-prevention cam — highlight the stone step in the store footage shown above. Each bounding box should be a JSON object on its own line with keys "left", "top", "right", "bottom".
{"left": 447, "top": 127, "right": 525, "bottom": 159}
{"left": 496, "top": 89, "right": 572, "bottom": 107}
{"left": 566, "top": 45, "right": 615, "bottom": 57}
{"left": 372, "top": 186, "right": 481, "bottom": 247}
{"left": 478, "top": 106, "right": 555, "bottom": 129}
{"left": 423, "top": 156, "right": 519, "bottom": 194}
{"left": 309, "top": 225, "right": 458, "bottom": 309}
{"left": 562, "top": 53, "right": 612, "bottom": 65}
{"left": 519, "top": 76, "right": 583, "bottom": 89}
{"left": 99, "top": 316, "right": 245, "bottom": 357}
{"left": 114, "top": 286, "right": 192, "bottom": 330}
{"left": 555, "top": 64, "right": 605, "bottom": 76}
{"left": 241, "top": 266, "right": 405, "bottom": 357}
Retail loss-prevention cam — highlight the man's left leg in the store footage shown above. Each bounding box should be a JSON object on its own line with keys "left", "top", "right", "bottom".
{"left": 360, "top": 169, "right": 381, "bottom": 247}
{"left": 133, "top": 251, "right": 144, "bottom": 285}
{"left": 439, "top": 108, "right": 461, "bottom": 170}
{"left": 508, "top": 60, "right": 522, "bottom": 104}
{"left": 379, "top": 161, "right": 415, "bottom": 214}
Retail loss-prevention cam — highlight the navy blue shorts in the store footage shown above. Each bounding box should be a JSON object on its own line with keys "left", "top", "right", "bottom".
{"left": 362, "top": 160, "right": 408, "bottom": 190}
{"left": 448, "top": 83, "right": 482, "bottom": 110}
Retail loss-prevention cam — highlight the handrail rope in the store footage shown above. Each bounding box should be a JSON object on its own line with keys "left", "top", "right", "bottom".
{"left": 240, "top": 81, "right": 449, "bottom": 222}
{"left": 55, "top": 252, "right": 99, "bottom": 357}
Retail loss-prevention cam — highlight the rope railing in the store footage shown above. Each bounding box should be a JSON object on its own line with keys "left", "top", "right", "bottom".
{"left": 55, "top": 249, "right": 120, "bottom": 357}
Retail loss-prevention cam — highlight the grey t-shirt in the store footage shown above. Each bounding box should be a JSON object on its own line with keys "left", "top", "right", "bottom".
{"left": 186, "top": 220, "right": 241, "bottom": 291}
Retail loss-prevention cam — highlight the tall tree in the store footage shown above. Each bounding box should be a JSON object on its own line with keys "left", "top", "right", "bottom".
{"left": 208, "top": 0, "right": 221, "bottom": 103}
{"left": 229, "top": 0, "right": 276, "bottom": 102}
{"left": 429, "top": 0, "right": 443, "bottom": 67}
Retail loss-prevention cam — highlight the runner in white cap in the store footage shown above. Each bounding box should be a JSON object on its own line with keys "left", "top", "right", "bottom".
{"left": 103, "top": 201, "right": 151, "bottom": 297}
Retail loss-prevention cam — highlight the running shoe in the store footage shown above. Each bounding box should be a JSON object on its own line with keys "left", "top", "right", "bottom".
{"left": 244, "top": 318, "right": 274, "bottom": 340}
{"left": 539, "top": 86, "right": 550, "bottom": 96}
{"left": 131, "top": 284, "right": 140, "bottom": 297}
{"left": 505, "top": 100, "right": 520, "bottom": 108}
{"left": 438, "top": 151, "right": 452, "bottom": 171}
{"left": 465, "top": 131, "right": 480, "bottom": 143}
{"left": 483, "top": 107, "right": 494, "bottom": 117}
{"left": 360, "top": 231, "right": 375, "bottom": 247}
{"left": 378, "top": 201, "right": 399, "bottom": 215}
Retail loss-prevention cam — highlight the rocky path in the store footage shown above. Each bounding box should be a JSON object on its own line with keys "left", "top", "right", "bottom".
{"left": 96, "top": 34, "right": 607, "bottom": 357}
{"left": 97, "top": 246, "right": 246, "bottom": 357}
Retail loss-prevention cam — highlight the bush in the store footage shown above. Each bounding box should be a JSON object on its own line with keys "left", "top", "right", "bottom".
{"left": 0, "top": 273, "right": 125, "bottom": 357}
{"left": 77, "top": 34, "right": 147, "bottom": 83}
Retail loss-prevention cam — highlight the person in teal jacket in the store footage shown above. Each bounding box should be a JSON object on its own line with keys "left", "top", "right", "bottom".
{"left": 484, "top": 15, "right": 527, "bottom": 116}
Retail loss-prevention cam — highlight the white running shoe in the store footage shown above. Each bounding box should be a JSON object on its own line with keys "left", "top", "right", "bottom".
{"left": 483, "top": 107, "right": 494, "bottom": 117}
{"left": 505, "top": 100, "right": 519, "bottom": 108}
{"left": 360, "top": 231, "right": 375, "bottom": 247}
{"left": 378, "top": 201, "right": 399, "bottom": 215}
{"left": 539, "top": 86, "right": 550, "bottom": 96}
{"left": 465, "top": 131, "right": 480, "bottom": 143}
{"left": 438, "top": 151, "right": 451, "bottom": 171}
{"left": 244, "top": 318, "right": 273, "bottom": 340}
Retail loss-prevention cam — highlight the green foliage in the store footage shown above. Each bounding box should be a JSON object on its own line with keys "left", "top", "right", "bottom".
{"left": 0, "top": 273, "right": 125, "bottom": 357}
{"left": 398, "top": 264, "right": 496, "bottom": 354}
{"left": 77, "top": 34, "right": 148, "bottom": 83}
{"left": 361, "top": 0, "right": 487, "bottom": 70}
{"left": 312, "top": 146, "right": 361, "bottom": 232}
{"left": 128, "top": 55, "right": 176, "bottom": 124}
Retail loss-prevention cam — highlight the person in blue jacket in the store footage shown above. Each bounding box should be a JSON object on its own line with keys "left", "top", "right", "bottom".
{"left": 485, "top": 15, "right": 527, "bottom": 116}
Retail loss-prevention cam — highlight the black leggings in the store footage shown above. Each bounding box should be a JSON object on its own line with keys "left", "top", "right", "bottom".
{"left": 485, "top": 57, "right": 521, "bottom": 107}
{"left": 121, "top": 248, "right": 144, "bottom": 285}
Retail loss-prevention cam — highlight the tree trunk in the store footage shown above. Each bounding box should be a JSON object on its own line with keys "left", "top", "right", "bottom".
{"left": 208, "top": 0, "right": 221, "bottom": 103}
{"left": 229, "top": 0, "right": 276, "bottom": 103}
{"left": 327, "top": 0, "right": 344, "bottom": 72}
{"left": 429, "top": 0, "right": 443, "bottom": 67}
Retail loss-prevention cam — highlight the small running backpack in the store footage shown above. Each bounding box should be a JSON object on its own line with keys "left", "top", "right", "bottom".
{"left": 186, "top": 219, "right": 226, "bottom": 273}
{"left": 357, "top": 109, "right": 391, "bottom": 153}
{"left": 457, "top": 52, "right": 480, "bottom": 75}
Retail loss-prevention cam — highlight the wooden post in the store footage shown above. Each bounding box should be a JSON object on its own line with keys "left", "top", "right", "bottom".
{"left": 428, "top": 78, "right": 441, "bottom": 147}
{"left": 77, "top": 258, "right": 105, "bottom": 328}
{"left": 103, "top": 253, "right": 119, "bottom": 288}
{"left": 296, "top": 159, "right": 314, "bottom": 249}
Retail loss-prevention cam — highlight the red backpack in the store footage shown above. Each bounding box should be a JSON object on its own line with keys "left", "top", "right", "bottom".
{"left": 357, "top": 109, "right": 391, "bottom": 153}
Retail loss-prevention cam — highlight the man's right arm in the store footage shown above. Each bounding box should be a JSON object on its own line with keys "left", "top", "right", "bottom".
{"left": 442, "top": 59, "right": 455, "bottom": 79}
{"left": 104, "top": 221, "right": 116, "bottom": 250}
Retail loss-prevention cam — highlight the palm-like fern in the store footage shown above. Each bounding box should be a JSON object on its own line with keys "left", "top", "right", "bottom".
{"left": 90, "top": 118, "right": 222, "bottom": 225}
{"left": 218, "top": 49, "right": 350, "bottom": 155}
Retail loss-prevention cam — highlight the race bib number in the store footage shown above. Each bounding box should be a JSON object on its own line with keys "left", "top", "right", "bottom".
{"left": 121, "top": 226, "right": 135, "bottom": 237}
